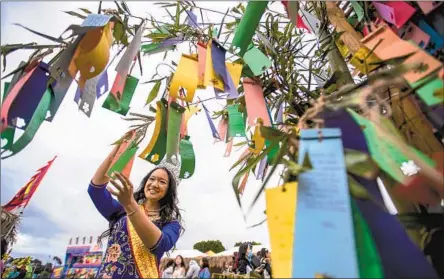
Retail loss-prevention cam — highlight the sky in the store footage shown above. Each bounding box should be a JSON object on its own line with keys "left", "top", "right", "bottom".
{"left": 0, "top": 1, "right": 401, "bottom": 263}
{"left": 0, "top": 1, "right": 288, "bottom": 261}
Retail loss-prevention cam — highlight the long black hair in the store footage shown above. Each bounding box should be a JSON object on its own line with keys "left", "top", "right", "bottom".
{"left": 201, "top": 257, "right": 209, "bottom": 269}
{"left": 174, "top": 255, "right": 186, "bottom": 269}
{"left": 98, "top": 167, "right": 184, "bottom": 245}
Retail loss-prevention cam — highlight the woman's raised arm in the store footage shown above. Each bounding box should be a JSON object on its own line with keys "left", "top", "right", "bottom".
{"left": 88, "top": 144, "right": 123, "bottom": 221}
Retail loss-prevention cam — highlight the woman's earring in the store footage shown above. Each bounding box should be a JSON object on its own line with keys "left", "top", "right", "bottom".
{"left": 138, "top": 198, "right": 146, "bottom": 205}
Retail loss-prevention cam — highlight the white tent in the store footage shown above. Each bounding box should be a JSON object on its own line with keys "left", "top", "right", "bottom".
{"left": 162, "top": 249, "right": 207, "bottom": 259}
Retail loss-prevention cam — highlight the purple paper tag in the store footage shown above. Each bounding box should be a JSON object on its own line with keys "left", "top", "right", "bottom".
{"left": 159, "top": 36, "right": 184, "bottom": 48}
{"left": 256, "top": 157, "right": 267, "bottom": 180}
{"left": 211, "top": 41, "right": 230, "bottom": 91}
{"left": 202, "top": 103, "right": 220, "bottom": 139}
{"left": 186, "top": 10, "right": 199, "bottom": 28}
{"left": 276, "top": 103, "right": 284, "bottom": 124}
{"left": 74, "top": 70, "right": 109, "bottom": 102}
{"left": 9, "top": 62, "right": 51, "bottom": 130}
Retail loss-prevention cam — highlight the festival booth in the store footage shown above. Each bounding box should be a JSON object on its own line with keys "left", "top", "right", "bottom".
{"left": 58, "top": 244, "right": 103, "bottom": 279}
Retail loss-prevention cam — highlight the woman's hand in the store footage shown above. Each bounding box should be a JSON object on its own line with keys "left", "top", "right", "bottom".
{"left": 107, "top": 172, "right": 137, "bottom": 209}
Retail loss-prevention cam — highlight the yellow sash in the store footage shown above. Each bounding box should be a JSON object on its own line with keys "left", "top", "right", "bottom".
{"left": 127, "top": 207, "right": 160, "bottom": 278}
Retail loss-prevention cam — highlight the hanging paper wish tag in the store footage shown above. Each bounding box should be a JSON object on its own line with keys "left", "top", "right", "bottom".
{"left": 350, "top": 1, "right": 364, "bottom": 22}
{"left": 266, "top": 183, "right": 297, "bottom": 278}
{"left": 103, "top": 75, "right": 139, "bottom": 116}
{"left": 417, "top": 1, "right": 443, "bottom": 15}
{"left": 186, "top": 9, "right": 198, "bottom": 28}
{"left": 349, "top": 46, "right": 380, "bottom": 74}
{"left": 204, "top": 40, "right": 224, "bottom": 91}
{"left": 107, "top": 139, "right": 139, "bottom": 178}
{"left": 347, "top": 109, "right": 436, "bottom": 184}
{"left": 397, "top": 22, "right": 431, "bottom": 49}
{"left": 351, "top": 200, "right": 384, "bottom": 278}
{"left": 250, "top": 125, "right": 265, "bottom": 154}
{"left": 1, "top": 87, "right": 53, "bottom": 159}
{"left": 410, "top": 76, "right": 443, "bottom": 106}
{"left": 81, "top": 14, "right": 113, "bottom": 27}
{"left": 74, "top": 70, "right": 108, "bottom": 102}
{"left": 227, "top": 104, "right": 246, "bottom": 138}
{"left": 211, "top": 40, "right": 230, "bottom": 90}
{"left": 166, "top": 102, "right": 185, "bottom": 161}
{"left": 202, "top": 103, "right": 220, "bottom": 140}
{"left": 243, "top": 47, "right": 272, "bottom": 76}
{"left": 139, "top": 99, "right": 168, "bottom": 165}
{"left": 179, "top": 135, "right": 196, "bottom": 179}
{"left": 216, "top": 118, "right": 228, "bottom": 143}
{"left": 226, "top": 62, "right": 243, "bottom": 97}
{"left": 256, "top": 157, "right": 267, "bottom": 180}
{"left": 418, "top": 20, "right": 444, "bottom": 55}
{"left": 231, "top": 1, "right": 268, "bottom": 56}
{"left": 197, "top": 42, "right": 207, "bottom": 88}
{"left": 1, "top": 83, "right": 15, "bottom": 152}
{"left": 78, "top": 75, "right": 101, "bottom": 117}
{"left": 71, "top": 23, "right": 113, "bottom": 83}
{"left": 292, "top": 128, "right": 359, "bottom": 278}
{"left": 243, "top": 78, "right": 272, "bottom": 127}
{"left": 5, "top": 63, "right": 51, "bottom": 130}
{"left": 170, "top": 54, "right": 199, "bottom": 102}
{"left": 113, "top": 26, "right": 143, "bottom": 99}
{"left": 299, "top": 8, "right": 321, "bottom": 35}
{"left": 372, "top": 1, "right": 415, "bottom": 29}
{"left": 48, "top": 36, "right": 83, "bottom": 122}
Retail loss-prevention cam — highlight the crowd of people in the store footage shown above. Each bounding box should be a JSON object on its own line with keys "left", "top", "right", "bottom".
{"left": 159, "top": 243, "right": 272, "bottom": 279}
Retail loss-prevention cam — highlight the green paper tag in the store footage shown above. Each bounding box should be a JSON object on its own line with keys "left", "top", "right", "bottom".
{"left": 2, "top": 87, "right": 53, "bottom": 159}
{"left": 350, "top": 1, "right": 364, "bottom": 22}
{"left": 144, "top": 100, "right": 169, "bottom": 165}
{"left": 166, "top": 102, "right": 185, "bottom": 161}
{"left": 179, "top": 136, "right": 196, "bottom": 179}
{"left": 103, "top": 75, "right": 139, "bottom": 116}
{"left": 265, "top": 139, "right": 279, "bottom": 165}
{"left": 351, "top": 200, "right": 384, "bottom": 278}
{"left": 243, "top": 46, "right": 272, "bottom": 76}
{"left": 107, "top": 142, "right": 138, "bottom": 177}
{"left": 410, "top": 77, "right": 443, "bottom": 106}
{"left": 1, "top": 82, "right": 16, "bottom": 151}
{"left": 347, "top": 109, "right": 435, "bottom": 183}
{"left": 227, "top": 104, "right": 246, "bottom": 138}
{"left": 231, "top": 1, "right": 268, "bottom": 56}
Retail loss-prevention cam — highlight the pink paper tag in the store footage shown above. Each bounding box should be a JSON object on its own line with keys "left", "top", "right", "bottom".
{"left": 417, "top": 1, "right": 443, "bottom": 15}
{"left": 216, "top": 119, "right": 228, "bottom": 143}
{"left": 243, "top": 78, "right": 272, "bottom": 127}
{"left": 110, "top": 73, "right": 127, "bottom": 100}
{"left": 398, "top": 22, "right": 431, "bottom": 49}
{"left": 224, "top": 138, "right": 233, "bottom": 157}
{"left": 373, "top": 1, "right": 416, "bottom": 29}
{"left": 372, "top": 2, "right": 395, "bottom": 25}
{"left": 0, "top": 66, "right": 38, "bottom": 132}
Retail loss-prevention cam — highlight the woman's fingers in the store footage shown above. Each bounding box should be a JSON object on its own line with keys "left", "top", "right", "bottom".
{"left": 114, "top": 172, "right": 132, "bottom": 191}
{"left": 109, "top": 179, "right": 124, "bottom": 193}
{"left": 106, "top": 185, "right": 120, "bottom": 196}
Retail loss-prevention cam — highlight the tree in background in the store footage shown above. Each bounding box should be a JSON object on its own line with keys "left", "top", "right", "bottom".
{"left": 193, "top": 240, "right": 226, "bottom": 253}
{"left": 234, "top": 241, "right": 262, "bottom": 247}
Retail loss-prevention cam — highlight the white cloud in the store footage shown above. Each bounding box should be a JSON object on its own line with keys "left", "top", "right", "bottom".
{"left": 1, "top": 1, "right": 282, "bottom": 259}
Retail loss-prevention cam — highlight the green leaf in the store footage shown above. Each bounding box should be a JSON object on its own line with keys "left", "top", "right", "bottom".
{"left": 146, "top": 80, "right": 161, "bottom": 106}
{"left": 63, "top": 10, "right": 87, "bottom": 19}
{"left": 344, "top": 148, "right": 379, "bottom": 180}
{"left": 230, "top": 152, "right": 253, "bottom": 171}
{"left": 259, "top": 126, "right": 286, "bottom": 141}
{"left": 348, "top": 175, "right": 370, "bottom": 200}
{"left": 79, "top": 8, "right": 92, "bottom": 14}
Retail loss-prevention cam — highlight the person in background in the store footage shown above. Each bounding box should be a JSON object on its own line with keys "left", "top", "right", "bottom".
{"left": 1, "top": 239, "right": 7, "bottom": 277}
{"left": 172, "top": 255, "right": 186, "bottom": 278}
{"left": 88, "top": 143, "right": 184, "bottom": 279}
{"left": 162, "top": 259, "right": 175, "bottom": 279}
{"left": 186, "top": 259, "right": 200, "bottom": 279}
{"left": 198, "top": 258, "right": 211, "bottom": 279}
{"left": 237, "top": 243, "right": 254, "bottom": 275}
{"left": 256, "top": 248, "right": 272, "bottom": 278}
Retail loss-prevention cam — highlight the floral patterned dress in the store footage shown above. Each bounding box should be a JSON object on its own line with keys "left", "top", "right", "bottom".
{"left": 88, "top": 182, "right": 181, "bottom": 279}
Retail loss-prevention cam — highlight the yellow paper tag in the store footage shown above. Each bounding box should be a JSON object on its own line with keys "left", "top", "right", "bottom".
{"left": 335, "top": 38, "right": 350, "bottom": 58}
{"left": 266, "top": 183, "right": 298, "bottom": 278}
{"left": 226, "top": 62, "right": 243, "bottom": 89}
{"left": 349, "top": 46, "right": 380, "bottom": 74}
{"left": 169, "top": 54, "right": 199, "bottom": 102}
{"left": 204, "top": 40, "right": 224, "bottom": 91}
{"left": 74, "top": 24, "right": 113, "bottom": 82}
{"left": 249, "top": 125, "right": 265, "bottom": 154}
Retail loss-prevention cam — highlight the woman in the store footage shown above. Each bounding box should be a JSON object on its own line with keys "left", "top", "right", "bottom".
{"left": 198, "top": 258, "right": 211, "bottom": 279}
{"left": 172, "top": 255, "right": 186, "bottom": 278}
{"left": 256, "top": 248, "right": 272, "bottom": 278}
{"left": 236, "top": 243, "right": 254, "bottom": 275}
{"left": 162, "top": 259, "right": 175, "bottom": 278}
{"left": 88, "top": 144, "right": 184, "bottom": 279}
{"left": 186, "top": 260, "right": 200, "bottom": 279}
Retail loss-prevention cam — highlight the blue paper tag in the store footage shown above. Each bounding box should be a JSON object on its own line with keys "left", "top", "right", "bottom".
{"left": 292, "top": 128, "right": 359, "bottom": 278}
{"left": 81, "top": 14, "right": 112, "bottom": 27}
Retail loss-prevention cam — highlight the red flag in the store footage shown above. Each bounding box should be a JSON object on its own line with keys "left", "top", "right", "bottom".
{"left": 2, "top": 156, "right": 57, "bottom": 212}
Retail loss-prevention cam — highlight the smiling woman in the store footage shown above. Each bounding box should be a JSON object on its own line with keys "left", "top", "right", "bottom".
{"left": 87, "top": 143, "right": 184, "bottom": 279}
